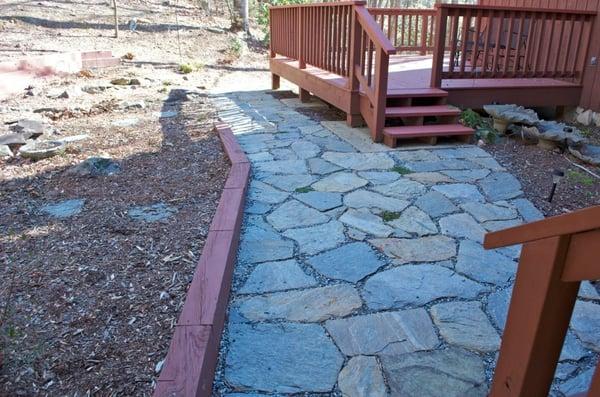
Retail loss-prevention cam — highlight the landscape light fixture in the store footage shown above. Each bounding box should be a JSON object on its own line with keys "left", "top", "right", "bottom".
{"left": 547, "top": 169, "right": 564, "bottom": 203}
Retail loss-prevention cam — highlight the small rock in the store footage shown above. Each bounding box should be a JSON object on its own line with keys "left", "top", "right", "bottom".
{"left": 483, "top": 104, "right": 540, "bottom": 125}
{"left": 593, "top": 112, "right": 600, "bottom": 127}
{"left": 40, "top": 199, "right": 85, "bottom": 218}
{"left": 128, "top": 203, "right": 177, "bottom": 222}
{"left": 82, "top": 85, "right": 110, "bottom": 94}
{"left": 206, "top": 26, "right": 225, "bottom": 34}
{"left": 112, "top": 118, "right": 140, "bottom": 127}
{"left": 19, "top": 140, "right": 65, "bottom": 160}
{"left": 576, "top": 109, "right": 593, "bottom": 125}
{"left": 111, "top": 78, "right": 130, "bottom": 85}
{"left": 0, "top": 144, "right": 13, "bottom": 157}
{"left": 120, "top": 100, "right": 146, "bottom": 110}
{"left": 569, "top": 144, "right": 600, "bottom": 166}
{"left": 153, "top": 110, "right": 178, "bottom": 118}
{"left": 9, "top": 119, "right": 44, "bottom": 139}
{"left": 68, "top": 157, "right": 121, "bottom": 177}
{"left": 0, "top": 133, "right": 27, "bottom": 150}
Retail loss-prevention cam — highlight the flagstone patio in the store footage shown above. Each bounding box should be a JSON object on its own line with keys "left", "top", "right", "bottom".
{"left": 210, "top": 84, "right": 600, "bottom": 396}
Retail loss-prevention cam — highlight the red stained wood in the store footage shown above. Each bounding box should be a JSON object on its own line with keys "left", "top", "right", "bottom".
{"left": 484, "top": 205, "right": 600, "bottom": 397}
{"left": 154, "top": 325, "right": 219, "bottom": 397}
{"left": 216, "top": 124, "right": 249, "bottom": 165}
{"left": 177, "top": 230, "right": 237, "bottom": 327}
{"left": 385, "top": 105, "right": 460, "bottom": 117}
{"left": 383, "top": 123, "right": 474, "bottom": 138}
{"left": 82, "top": 57, "right": 121, "bottom": 68}
{"left": 153, "top": 124, "right": 249, "bottom": 397}
{"left": 224, "top": 163, "right": 251, "bottom": 190}
{"left": 209, "top": 188, "right": 245, "bottom": 233}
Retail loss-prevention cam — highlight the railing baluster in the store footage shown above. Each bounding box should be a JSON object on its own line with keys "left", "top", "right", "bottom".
{"left": 570, "top": 15, "right": 585, "bottom": 79}
{"left": 560, "top": 14, "right": 576, "bottom": 78}
{"left": 459, "top": 9, "right": 471, "bottom": 77}
{"left": 552, "top": 13, "right": 566, "bottom": 78}
{"left": 448, "top": 10, "right": 460, "bottom": 76}
{"left": 541, "top": 13, "right": 557, "bottom": 78}
{"left": 512, "top": 13, "right": 525, "bottom": 76}
{"left": 491, "top": 11, "right": 504, "bottom": 78}
{"left": 502, "top": 11, "right": 515, "bottom": 77}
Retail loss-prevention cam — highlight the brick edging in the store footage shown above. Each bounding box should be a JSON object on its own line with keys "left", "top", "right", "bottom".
{"left": 154, "top": 123, "right": 250, "bottom": 396}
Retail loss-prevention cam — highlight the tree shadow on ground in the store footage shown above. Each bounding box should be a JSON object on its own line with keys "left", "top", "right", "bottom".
{"left": 0, "top": 88, "right": 229, "bottom": 395}
{"left": 0, "top": 15, "right": 205, "bottom": 33}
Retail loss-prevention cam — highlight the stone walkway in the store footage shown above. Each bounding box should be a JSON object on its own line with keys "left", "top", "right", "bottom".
{"left": 210, "top": 85, "right": 600, "bottom": 396}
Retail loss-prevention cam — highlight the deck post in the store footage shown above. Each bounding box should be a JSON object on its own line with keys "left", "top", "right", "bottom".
{"left": 489, "top": 235, "right": 580, "bottom": 397}
{"left": 299, "top": 88, "right": 311, "bottom": 103}
{"left": 346, "top": 5, "right": 363, "bottom": 127}
{"left": 430, "top": 6, "right": 448, "bottom": 88}
{"left": 372, "top": 47, "right": 389, "bottom": 142}
{"left": 271, "top": 73, "right": 280, "bottom": 90}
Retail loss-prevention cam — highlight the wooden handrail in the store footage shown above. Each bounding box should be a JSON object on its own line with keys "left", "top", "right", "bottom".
{"left": 269, "top": 0, "right": 365, "bottom": 9}
{"left": 368, "top": 8, "right": 436, "bottom": 16}
{"left": 368, "top": 8, "right": 437, "bottom": 54}
{"left": 486, "top": 205, "right": 600, "bottom": 396}
{"left": 436, "top": 3, "right": 597, "bottom": 16}
{"left": 356, "top": 6, "right": 397, "bottom": 55}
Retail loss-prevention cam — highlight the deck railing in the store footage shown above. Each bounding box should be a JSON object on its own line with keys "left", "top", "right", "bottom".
{"left": 431, "top": 4, "right": 596, "bottom": 86}
{"left": 484, "top": 205, "right": 600, "bottom": 396}
{"left": 270, "top": 2, "right": 357, "bottom": 77}
{"left": 269, "top": 1, "right": 396, "bottom": 142}
{"left": 368, "top": 8, "right": 436, "bottom": 54}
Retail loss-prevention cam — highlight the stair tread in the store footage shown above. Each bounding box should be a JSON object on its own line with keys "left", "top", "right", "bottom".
{"left": 386, "top": 88, "right": 448, "bottom": 98}
{"left": 386, "top": 105, "right": 461, "bottom": 118}
{"left": 383, "top": 124, "right": 474, "bottom": 138}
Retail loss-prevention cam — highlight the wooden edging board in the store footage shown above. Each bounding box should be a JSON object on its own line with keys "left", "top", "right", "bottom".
{"left": 154, "top": 123, "right": 250, "bottom": 396}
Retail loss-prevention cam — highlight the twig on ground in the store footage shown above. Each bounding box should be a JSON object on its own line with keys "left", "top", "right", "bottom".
{"left": 563, "top": 155, "right": 600, "bottom": 180}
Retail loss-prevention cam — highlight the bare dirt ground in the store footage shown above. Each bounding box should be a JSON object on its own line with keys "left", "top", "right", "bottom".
{"left": 0, "top": 1, "right": 269, "bottom": 395}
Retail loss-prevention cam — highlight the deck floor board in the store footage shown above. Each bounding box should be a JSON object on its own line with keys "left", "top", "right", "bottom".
{"left": 275, "top": 54, "right": 580, "bottom": 94}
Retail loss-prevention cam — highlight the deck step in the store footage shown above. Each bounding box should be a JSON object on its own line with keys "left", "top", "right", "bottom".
{"left": 383, "top": 124, "right": 474, "bottom": 138}
{"left": 385, "top": 105, "right": 461, "bottom": 118}
{"left": 386, "top": 88, "right": 448, "bottom": 98}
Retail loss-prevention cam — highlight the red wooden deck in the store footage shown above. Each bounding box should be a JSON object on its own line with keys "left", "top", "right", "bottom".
{"left": 273, "top": 54, "right": 582, "bottom": 108}
{"left": 269, "top": 2, "right": 594, "bottom": 147}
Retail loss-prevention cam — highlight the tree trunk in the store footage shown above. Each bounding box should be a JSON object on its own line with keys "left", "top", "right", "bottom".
{"left": 113, "top": 0, "right": 119, "bottom": 38}
{"left": 230, "top": 0, "right": 247, "bottom": 32}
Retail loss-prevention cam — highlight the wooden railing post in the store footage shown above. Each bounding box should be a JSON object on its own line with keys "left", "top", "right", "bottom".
{"left": 372, "top": 47, "right": 389, "bottom": 142}
{"left": 490, "top": 236, "right": 580, "bottom": 396}
{"left": 346, "top": 5, "right": 363, "bottom": 127}
{"left": 269, "top": 8, "right": 275, "bottom": 58}
{"left": 430, "top": 5, "right": 448, "bottom": 88}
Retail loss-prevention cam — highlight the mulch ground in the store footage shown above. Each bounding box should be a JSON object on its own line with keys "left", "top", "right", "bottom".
{"left": 0, "top": 95, "right": 229, "bottom": 395}
{"left": 487, "top": 136, "right": 600, "bottom": 217}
